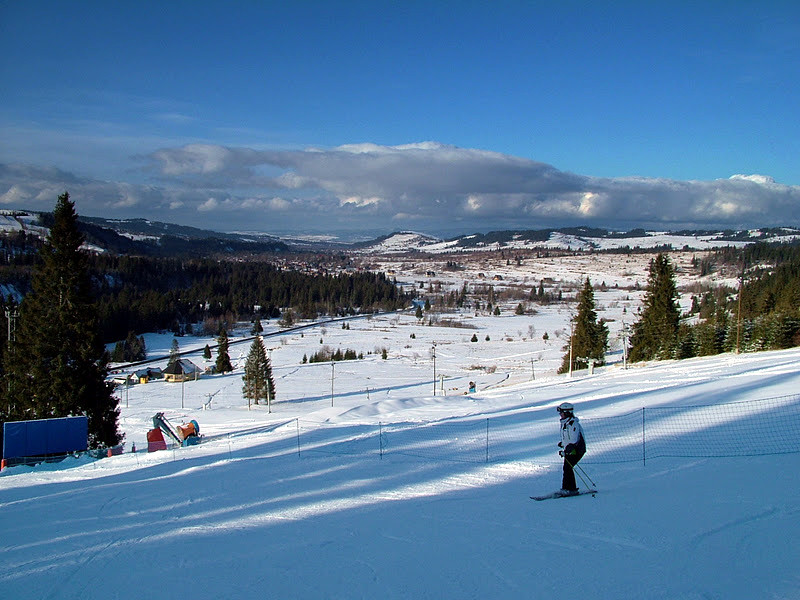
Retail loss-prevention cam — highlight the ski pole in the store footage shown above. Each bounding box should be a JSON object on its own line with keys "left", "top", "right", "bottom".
{"left": 575, "top": 463, "right": 596, "bottom": 488}
{"left": 567, "top": 456, "right": 591, "bottom": 489}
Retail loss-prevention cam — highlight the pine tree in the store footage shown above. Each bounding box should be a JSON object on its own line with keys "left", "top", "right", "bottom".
{"left": 6, "top": 193, "right": 121, "bottom": 447}
{"left": 125, "top": 331, "right": 146, "bottom": 361}
{"left": 242, "top": 336, "right": 275, "bottom": 408}
{"left": 215, "top": 328, "right": 233, "bottom": 373}
{"left": 629, "top": 253, "right": 682, "bottom": 362}
{"left": 110, "top": 340, "right": 126, "bottom": 363}
{"left": 111, "top": 331, "right": 147, "bottom": 363}
{"left": 168, "top": 338, "right": 180, "bottom": 367}
{"left": 278, "top": 309, "right": 295, "bottom": 328}
{"left": 251, "top": 319, "right": 263, "bottom": 335}
{"left": 558, "top": 278, "right": 609, "bottom": 373}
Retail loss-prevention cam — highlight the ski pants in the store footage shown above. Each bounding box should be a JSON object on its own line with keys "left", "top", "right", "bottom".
{"left": 561, "top": 446, "right": 586, "bottom": 491}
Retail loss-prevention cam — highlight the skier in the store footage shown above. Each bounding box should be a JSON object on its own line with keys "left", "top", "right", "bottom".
{"left": 557, "top": 402, "right": 586, "bottom": 495}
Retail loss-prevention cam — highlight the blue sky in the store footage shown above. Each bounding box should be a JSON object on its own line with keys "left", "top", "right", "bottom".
{"left": 1, "top": 1, "right": 799, "bottom": 238}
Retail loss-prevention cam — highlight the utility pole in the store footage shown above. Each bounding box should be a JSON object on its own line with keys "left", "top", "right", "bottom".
{"left": 267, "top": 347, "right": 273, "bottom": 413}
{"left": 331, "top": 360, "right": 335, "bottom": 407}
{"left": 736, "top": 260, "right": 745, "bottom": 354}
{"left": 621, "top": 319, "right": 629, "bottom": 370}
{"left": 5, "top": 307, "right": 18, "bottom": 400}
{"left": 432, "top": 343, "right": 437, "bottom": 396}
{"left": 5, "top": 307, "right": 18, "bottom": 352}
{"left": 4, "top": 307, "right": 15, "bottom": 399}
{"left": 568, "top": 318, "right": 574, "bottom": 378}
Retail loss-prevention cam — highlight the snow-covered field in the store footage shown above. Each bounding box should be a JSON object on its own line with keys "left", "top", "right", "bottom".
{"left": 2, "top": 297, "right": 800, "bottom": 599}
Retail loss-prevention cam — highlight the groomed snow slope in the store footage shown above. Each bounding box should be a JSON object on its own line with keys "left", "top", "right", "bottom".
{"left": 2, "top": 334, "right": 800, "bottom": 599}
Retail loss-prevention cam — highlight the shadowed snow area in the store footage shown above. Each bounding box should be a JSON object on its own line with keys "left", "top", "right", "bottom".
{"left": 2, "top": 310, "right": 800, "bottom": 599}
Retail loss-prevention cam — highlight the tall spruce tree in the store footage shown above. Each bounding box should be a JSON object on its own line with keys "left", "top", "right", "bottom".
{"left": 629, "top": 253, "right": 682, "bottom": 362}
{"left": 168, "top": 338, "right": 180, "bottom": 367}
{"left": 215, "top": 328, "right": 233, "bottom": 373}
{"left": 127, "top": 331, "right": 146, "bottom": 361}
{"left": 6, "top": 193, "right": 121, "bottom": 447}
{"left": 110, "top": 331, "right": 146, "bottom": 363}
{"left": 558, "top": 278, "right": 609, "bottom": 373}
{"left": 242, "top": 336, "right": 276, "bottom": 408}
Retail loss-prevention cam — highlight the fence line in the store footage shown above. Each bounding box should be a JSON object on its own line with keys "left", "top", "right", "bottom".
{"left": 4, "top": 394, "right": 799, "bottom": 474}
{"left": 294, "top": 394, "right": 800, "bottom": 466}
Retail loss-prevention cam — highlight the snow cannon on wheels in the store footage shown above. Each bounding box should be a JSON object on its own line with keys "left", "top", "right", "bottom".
{"left": 146, "top": 412, "right": 201, "bottom": 452}
{"left": 177, "top": 420, "right": 201, "bottom": 446}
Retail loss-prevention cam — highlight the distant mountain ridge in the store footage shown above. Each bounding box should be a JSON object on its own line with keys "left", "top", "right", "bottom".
{"left": 2, "top": 209, "right": 798, "bottom": 256}
{"left": 1, "top": 210, "right": 288, "bottom": 256}
{"left": 354, "top": 227, "right": 800, "bottom": 254}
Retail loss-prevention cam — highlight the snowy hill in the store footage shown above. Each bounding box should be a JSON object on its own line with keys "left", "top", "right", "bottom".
{"left": 0, "top": 209, "right": 48, "bottom": 238}
{"left": 351, "top": 231, "right": 443, "bottom": 254}
{"left": 4, "top": 208, "right": 799, "bottom": 255}
{"left": 0, "top": 210, "right": 288, "bottom": 256}
{"left": 352, "top": 226, "right": 800, "bottom": 254}
{"left": 2, "top": 307, "right": 799, "bottom": 599}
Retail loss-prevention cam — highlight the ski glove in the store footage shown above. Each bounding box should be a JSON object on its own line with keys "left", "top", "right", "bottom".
{"left": 564, "top": 444, "right": 577, "bottom": 457}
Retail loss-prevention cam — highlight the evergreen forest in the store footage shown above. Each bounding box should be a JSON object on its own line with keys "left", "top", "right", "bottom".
{"left": 2, "top": 210, "right": 799, "bottom": 373}
{"left": 1, "top": 241, "right": 407, "bottom": 345}
{"left": 628, "top": 244, "right": 800, "bottom": 362}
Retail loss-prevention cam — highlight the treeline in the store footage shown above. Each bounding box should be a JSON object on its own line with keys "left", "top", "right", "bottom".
{"left": 683, "top": 241, "right": 800, "bottom": 355}
{"left": 1, "top": 195, "right": 121, "bottom": 449}
{"left": 303, "top": 347, "right": 364, "bottom": 363}
{"left": 91, "top": 255, "right": 406, "bottom": 343}
{"left": 1, "top": 225, "right": 407, "bottom": 346}
{"left": 738, "top": 242, "right": 800, "bottom": 319}
{"left": 628, "top": 242, "right": 800, "bottom": 363}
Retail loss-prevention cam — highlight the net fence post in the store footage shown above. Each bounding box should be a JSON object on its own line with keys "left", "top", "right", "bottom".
{"left": 296, "top": 418, "right": 301, "bottom": 457}
{"left": 379, "top": 422, "right": 384, "bottom": 459}
{"left": 642, "top": 407, "right": 646, "bottom": 467}
{"left": 485, "top": 418, "right": 490, "bottom": 463}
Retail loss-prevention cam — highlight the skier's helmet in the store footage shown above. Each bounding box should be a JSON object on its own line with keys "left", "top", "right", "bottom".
{"left": 557, "top": 402, "right": 574, "bottom": 414}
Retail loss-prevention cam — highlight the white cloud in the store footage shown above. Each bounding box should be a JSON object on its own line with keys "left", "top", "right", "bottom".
{"left": 240, "top": 196, "right": 292, "bottom": 211}
{"left": 268, "top": 197, "right": 291, "bottom": 211}
{"left": 198, "top": 197, "right": 220, "bottom": 212}
{"left": 340, "top": 196, "right": 383, "bottom": 208}
{"left": 0, "top": 184, "right": 27, "bottom": 204}
{"left": 465, "top": 195, "right": 483, "bottom": 212}
{"left": 578, "top": 192, "right": 603, "bottom": 217}
{"left": 112, "top": 184, "right": 141, "bottom": 208}
{"left": 3, "top": 142, "right": 800, "bottom": 235}
{"left": 730, "top": 174, "right": 776, "bottom": 185}
{"left": 152, "top": 144, "right": 232, "bottom": 176}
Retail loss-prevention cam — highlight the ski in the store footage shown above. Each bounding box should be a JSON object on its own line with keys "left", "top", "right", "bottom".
{"left": 530, "top": 489, "right": 597, "bottom": 501}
